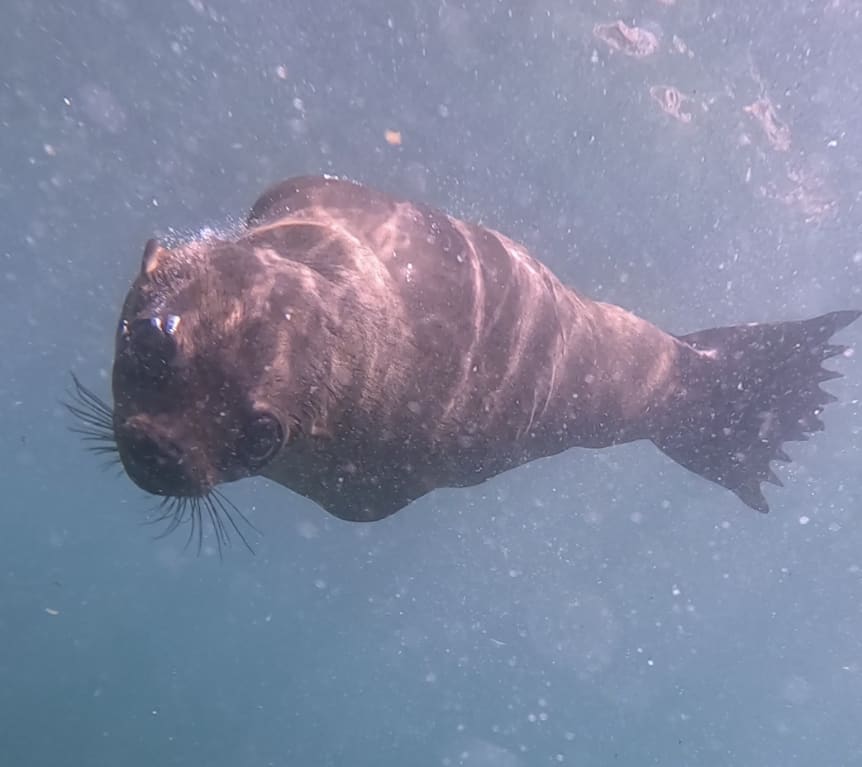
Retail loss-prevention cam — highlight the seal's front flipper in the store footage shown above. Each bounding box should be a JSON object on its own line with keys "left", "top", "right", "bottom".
{"left": 653, "top": 310, "right": 860, "bottom": 512}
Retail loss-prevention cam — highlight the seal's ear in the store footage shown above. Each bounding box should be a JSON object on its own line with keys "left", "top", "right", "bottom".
{"left": 141, "top": 239, "right": 169, "bottom": 279}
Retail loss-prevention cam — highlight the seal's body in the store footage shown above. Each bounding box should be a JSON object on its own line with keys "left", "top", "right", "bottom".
{"left": 85, "top": 176, "right": 857, "bottom": 527}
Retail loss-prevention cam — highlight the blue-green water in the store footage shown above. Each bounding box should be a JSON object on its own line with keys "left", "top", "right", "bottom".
{"left": 3, "top": 1, "right": 862, "bottom": 765}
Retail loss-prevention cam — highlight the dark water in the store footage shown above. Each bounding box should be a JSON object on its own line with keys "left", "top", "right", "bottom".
{"left": 2, "top": 1, "right": 862, "bottom": 765}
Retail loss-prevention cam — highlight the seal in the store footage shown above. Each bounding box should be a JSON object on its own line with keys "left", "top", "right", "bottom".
{"left": 69, "top": 175, "right": 858, "bottom": 547}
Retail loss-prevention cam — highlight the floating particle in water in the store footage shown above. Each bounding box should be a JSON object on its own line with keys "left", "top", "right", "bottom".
{"left": 671, "top": 34, "right": 694, "bottom": 58}
{"left": 526, "top": 590, "right": 620, "bottom": 675}
{"left": 297, "top": 520, "right": 319, "bottom": 539}
{"left": 385, "top": 129, "right": 403, "bottom": 146}
{"left": 447, "top": 738, "right": 521, "bottom": 767}
{"left": 757, "top": 165, "right": 836, "bottom": 224}
{"left": 593, "top": 20, "right": 659, "bottom": 58}
{"left": 649, "top": 85, "right": 695, "bottom": 124}
{"left": 78, "top": 83, "right": 127, "bottom": 134}
{"left": 781, "top": 675, "right": 812, "bottom": 705}
{"left": 744, "top": 97, "right": 791, "bottom": 151}
{"left": 780, "top": 166, "right": 835, "bottom": 223}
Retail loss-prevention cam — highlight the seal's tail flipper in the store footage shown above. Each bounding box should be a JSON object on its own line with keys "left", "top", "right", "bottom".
{"left": 653, "top": 310, "right": 860, "bottom": 512}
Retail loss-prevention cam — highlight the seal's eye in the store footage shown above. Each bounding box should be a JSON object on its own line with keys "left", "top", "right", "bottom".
{"left": 128, "top": 316, "right": 178, "bottom": 378}
{"left": 239, "top": 412, "right": 284, "bottom": 470}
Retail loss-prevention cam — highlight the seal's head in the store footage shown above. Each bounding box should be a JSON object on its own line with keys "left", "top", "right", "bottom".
{"left": 69, "top": 236, "right": 304, "bottom": 550}
{"left": 113, "top": 237, "right": 292, "bottom": 495}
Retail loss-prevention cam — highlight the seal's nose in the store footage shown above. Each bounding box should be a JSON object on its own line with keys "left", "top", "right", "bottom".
{"left": 118, "top": 427, "right": 201, "bottom": 497}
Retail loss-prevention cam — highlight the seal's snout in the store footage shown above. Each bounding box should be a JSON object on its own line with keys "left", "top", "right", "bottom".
{"left": 118, "top": 423, "right": 205, "bottom": 497}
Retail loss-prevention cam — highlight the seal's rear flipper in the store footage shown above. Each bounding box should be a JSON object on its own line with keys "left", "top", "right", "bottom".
{"left": 653, "top": 310, "right": 860, "bottom": 512}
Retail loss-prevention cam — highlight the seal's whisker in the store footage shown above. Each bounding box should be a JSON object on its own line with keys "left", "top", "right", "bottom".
{"left": 214, "top": 488, "right": 261, "bottom": 536}
{"left": 67, "top": 413, "right": 113, "bottom": 436}
{"left": 145, "top": 498, "right": 179, "bottom": 528}
{"left": 70, "top": 373, "right": 114, "bottom": 415}
{"left": 143, "top": 510, "right": 172, "bottom": 528}
{"left": 205, "top": 494, "right": 229, "bottom": 546}
{"left": 64, "top": 374, "right": 118, "bottom": 458}
{"left": 69, "top": 390, "right": 114, "bottom": 426}
{"left": 211, "top": 490, "right": 257, "bottom": 554}
{"left": 151, "top": 497, "right": 187, "bottom": 539}
{"left": 194, "top": 499, "right": 205, "bottom": 556}
{"left": 81, "top": 439, "right": 118, "bottom": 457}
{"left": 180, "top": 499, "right": 197, "bottom": 552}
{"left": 87, "top": 443, "right": 120, "bottom": 455}
{"left": 203, "top": 495, "right": 227, "bottom": 559}
{"left": 66, "top": 420, "right": 114, "bottom": 436}
{"left": 67, "top": 411, "right": 113, "bottom": 433}
{"left": 66, "top": 395, "right": 113, "bottom": 420}
{"left": 75, "top": 436, "right": 114, "bottom": 450}
{"left": 65, "top": 372, "right": 263, "bottom": 558}
{"left": 143, "top": 492, "right": 254, "bottom": 558}
{"left": 177, "top": 499, "right": 194, "bottom": 547}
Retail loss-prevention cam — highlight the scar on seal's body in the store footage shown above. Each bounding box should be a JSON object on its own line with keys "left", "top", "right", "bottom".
{"left": 69, "top": 175, "right": 859, "bottom": 544}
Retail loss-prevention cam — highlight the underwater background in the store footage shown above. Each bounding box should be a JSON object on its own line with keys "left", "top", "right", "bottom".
{"left": 3, "top": 1, "right": 862, "bottom": 765}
